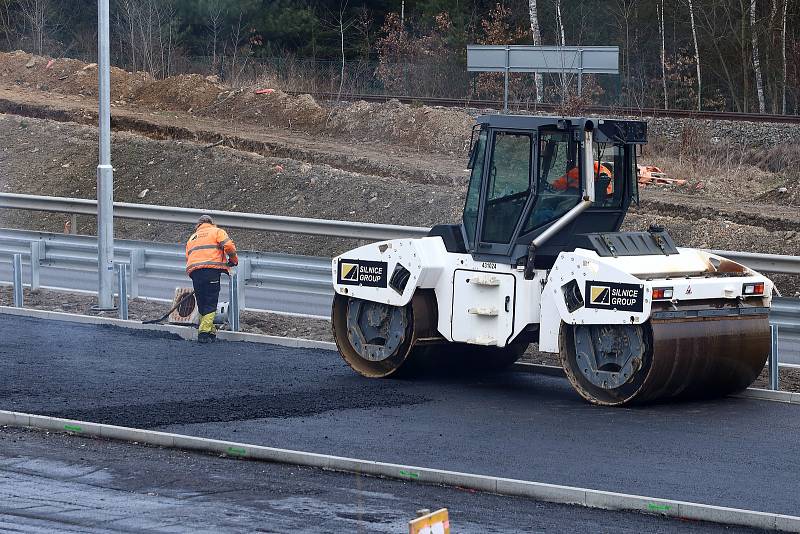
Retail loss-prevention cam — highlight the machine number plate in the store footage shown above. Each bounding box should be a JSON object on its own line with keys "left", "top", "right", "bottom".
{"left": 338, "top": 259, "right": 388, "bottom": 287}
{"left": 585, "top": 281, "right": 644, "bottom": 312}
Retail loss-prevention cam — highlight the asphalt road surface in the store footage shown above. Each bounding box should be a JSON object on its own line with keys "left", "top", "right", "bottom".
{"left": 0, "top": 427, "right": 756, "bottom": 534}
{"left": 1, "top": 314, "right": 798, "bottom": 519}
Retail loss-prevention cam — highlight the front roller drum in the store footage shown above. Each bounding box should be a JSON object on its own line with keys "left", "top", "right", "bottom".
{"left": 560, "top": 316, "right": 770, "bottom": 406}
{"left": 331, "top": 292, "right": 437, "bottom": 378}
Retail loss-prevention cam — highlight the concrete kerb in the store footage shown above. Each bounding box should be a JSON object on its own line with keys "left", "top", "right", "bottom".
{"left": 3, "top": 306, "right": 800, "bottom": 404}
{"left": 0, "top": 409, "right": 797, "bottom": 532}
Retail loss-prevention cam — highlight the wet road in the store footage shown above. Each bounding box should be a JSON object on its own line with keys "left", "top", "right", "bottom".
{"left": 0, "top": 428, "right": 755, "bottom": 533}
{"left": 1, "top": 314, "right": 799, "bottom": 518}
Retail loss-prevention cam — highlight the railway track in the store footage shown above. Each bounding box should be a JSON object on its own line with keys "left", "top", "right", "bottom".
{"left": 292, "top": 90, "right": 800, "bottom": 123}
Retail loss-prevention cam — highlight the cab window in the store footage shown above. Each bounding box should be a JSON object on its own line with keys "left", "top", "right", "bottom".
{"left": 480, "top": 131, "right": 532, "bottom": 243}
{"left": 592, "top": 143, "right": 625, "bottom": 208}
{"left": 524, "top": 130, "right": 581, "bottom": 232}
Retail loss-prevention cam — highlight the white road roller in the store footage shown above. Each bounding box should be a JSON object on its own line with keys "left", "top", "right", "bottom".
{"left": 331, "top": 115, "right": 772, "bottom": 405}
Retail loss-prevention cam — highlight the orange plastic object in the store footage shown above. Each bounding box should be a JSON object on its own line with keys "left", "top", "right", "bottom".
{"left": 637, "top": 164, "right": 686, "bottom": 186}
{"left": 409, "top": 509, "right": 450, "bottom": 534}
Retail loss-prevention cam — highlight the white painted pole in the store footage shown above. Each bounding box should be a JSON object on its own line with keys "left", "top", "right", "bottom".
{"left": 96, "top": 0, "right": 115, "bottom": 310}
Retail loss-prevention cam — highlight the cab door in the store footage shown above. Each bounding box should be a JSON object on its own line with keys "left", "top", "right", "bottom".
{"left": 474, "top": 130, "right": 534, "bottom": 256}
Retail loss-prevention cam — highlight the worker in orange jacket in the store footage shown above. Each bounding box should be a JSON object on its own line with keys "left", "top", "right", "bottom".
{"left": 185, "top": 215, "right": 238, "bottom": 343}
{"left": 552, "top": 162, "right": 613, "bottom": 193}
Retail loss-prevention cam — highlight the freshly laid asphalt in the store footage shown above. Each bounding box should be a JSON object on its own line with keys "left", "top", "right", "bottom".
{"left": 0, "top": 427, "right": 754, "bottom": 534}
{"left": 1, "top": 314, "right": 799, "bottom": 520}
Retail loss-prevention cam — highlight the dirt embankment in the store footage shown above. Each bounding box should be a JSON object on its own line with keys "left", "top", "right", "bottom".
{"left": 0, "top": 50, "right": 472, "bottom": 155}
{"left": 0, "top": 113, "right": 462, "bottom": 257}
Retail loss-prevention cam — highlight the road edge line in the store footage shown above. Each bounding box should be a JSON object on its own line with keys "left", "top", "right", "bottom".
{"left": 0, "top": 409, "right": 796, "bottom": 532}
{"left": 2, "top": 307, "right": 797, "bottom": 403}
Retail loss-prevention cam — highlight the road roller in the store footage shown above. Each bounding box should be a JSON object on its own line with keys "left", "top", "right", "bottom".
{"left": 331, "top": 115, "right": 773, "bottom": 405}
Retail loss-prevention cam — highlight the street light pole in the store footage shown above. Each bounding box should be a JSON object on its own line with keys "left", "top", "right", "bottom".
{"left": 95, "top": 0, "right": 115, "bottom": 310}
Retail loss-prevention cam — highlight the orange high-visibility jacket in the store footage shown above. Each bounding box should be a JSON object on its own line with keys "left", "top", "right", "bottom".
{"left": 185, "top": 223, "right": 238, "bottom": 275}
{"left": 552, "top": 162, "right": 613, "bottom": 192}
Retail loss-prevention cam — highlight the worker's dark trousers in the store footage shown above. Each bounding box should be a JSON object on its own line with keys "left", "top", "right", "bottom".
{"left": 190, "top": 268, "right": 222, "bottom": 316}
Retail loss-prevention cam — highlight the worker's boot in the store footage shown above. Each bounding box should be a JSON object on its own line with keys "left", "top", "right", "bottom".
{"left": 198, "top": 332, "right": 217, "bottom": 343}
{"left": 198, "top": 312, "right": 217, "bottom": 343}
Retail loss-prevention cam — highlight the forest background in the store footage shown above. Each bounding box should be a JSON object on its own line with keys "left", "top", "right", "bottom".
{"left": 0, "top": 0, "right": 797, "bottom": 113}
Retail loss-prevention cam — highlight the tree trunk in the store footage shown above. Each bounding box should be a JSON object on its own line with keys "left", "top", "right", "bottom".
{"left": 782, "top": 0, "right": 788, "bottom": 114}
{"left": 528, "top": 0, "right": 543, "bottom": 102}
{"left": 555, "top": 0, "right": 566, "bottom": 99}
{"left": 0, "top": 0, "right": 14, "bottom": 49}
{"left": 751, "top": 0, "right": 767, "bottom": 113}
{"left": 338, "top": 17, "right": 345, "bottom": 100}
{"left": 688, "top": 0, "right": 702, "bottom": 110}
{"left": 658, "top": 0, "right": 668, "bottom": 109}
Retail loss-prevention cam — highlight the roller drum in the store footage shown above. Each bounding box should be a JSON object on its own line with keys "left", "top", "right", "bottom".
{"left": 642, "top": 316, "right": 770, "bottom": 402}
{"left": 561, "top": 315, "right": 770, "bottom": 406}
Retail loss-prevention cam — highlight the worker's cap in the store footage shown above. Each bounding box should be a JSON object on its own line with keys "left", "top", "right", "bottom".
{"left": 196, "top": 214, "right": 214, "bottom": 225}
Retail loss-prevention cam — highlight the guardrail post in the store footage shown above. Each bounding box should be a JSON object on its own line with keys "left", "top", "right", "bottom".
{"left": 70, "top": 213, "right": 77, "bottom": 235}
{"left": 770, "top": 324, "right": 779, "bottom": 391}
{"left": 29, "top": 241, "right": 44, "bottom": 291}
{"left": 12, "top": 253, "right": 23, "bottom": 307}
{"left": 129, "top": 248, "right": 144, "bottom": 299}
{"left": 229, "top": 269, "right": 240, "bottom": 332}
{"left": 238, "top": 257, "right": 250, "bottom": 310}
{"left": 116, "top": 263, "right": 128, "bottom": 320}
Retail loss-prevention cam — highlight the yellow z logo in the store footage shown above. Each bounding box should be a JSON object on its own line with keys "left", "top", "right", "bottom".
{"left": 590, "top": 285, "right": 611, "bottom": 305}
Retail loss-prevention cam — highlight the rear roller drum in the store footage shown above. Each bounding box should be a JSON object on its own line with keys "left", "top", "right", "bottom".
{"left": 332, "top": 293, "right": 525, "bottom": 377}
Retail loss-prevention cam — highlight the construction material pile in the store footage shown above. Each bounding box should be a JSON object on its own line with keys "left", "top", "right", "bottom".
{"left": 637, "top": 164, "right": 686, "bottom": 186}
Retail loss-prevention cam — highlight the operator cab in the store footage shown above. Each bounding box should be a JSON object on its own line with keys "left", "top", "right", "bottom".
{"left": 429, "top": 115, "right": 647, "bottom": 269}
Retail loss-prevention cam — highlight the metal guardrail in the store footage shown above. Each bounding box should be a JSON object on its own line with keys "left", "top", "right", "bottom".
{"left": 1, "top": 194, "right": 799, "bottom": 363}
{"left": 2, "top": 193, "right": 800, "bottom": 273}
{"left": 0, "top": 228, "right": 333, "bottom": 318}
{"left": 0, "top": 193, "right": 430, "bottom": 241}
{"left": 1, "top": 227, "right": 799, "bottom": 365}
{"left": 706, "top": 250, "right": 800, "bottom": 276}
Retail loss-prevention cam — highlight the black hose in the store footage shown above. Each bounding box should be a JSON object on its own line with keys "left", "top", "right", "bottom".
{"left": 142, "top": 290, "right": 195, "bottom": 325}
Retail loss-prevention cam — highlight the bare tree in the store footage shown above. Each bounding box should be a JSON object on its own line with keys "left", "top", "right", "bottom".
{"left": 609, "top": 0, "right": 637, "bottom": 101}
{"left": 781, "top": 0, "right": 788, "bottom": 113}
{"left": 527, "top": 0, "right": 543, "bottom": 102}
{"left": 0, "top": 0, "right": 15, "bottom": 49}
{"left": 554, "top": 0, "right": 567, "bottom": 99}
{"left": 331, "top": 2, "right": 355, "bottom": 102}
{"left": 687, "top": 0, "right": 702, "bottom": 110}
{"left": 115, "top": 0, "right": 178, "bottom": 79}
{"left": 205, "top": 0, "right": 225, "bottom": 71}
{"left": 658, "top": 0, "right": 668, "bottom": 109}
{"left": 751, "top": 0, "right": 767, "bottom": 112}
{"left": 696, "top": 0, "right": 742, "bottom": 111}
{"left": 17, "top": 0, "right": 51, "bottom": 55}
{"left": 555, "top": 0, "right": 565, "bottom": 46}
